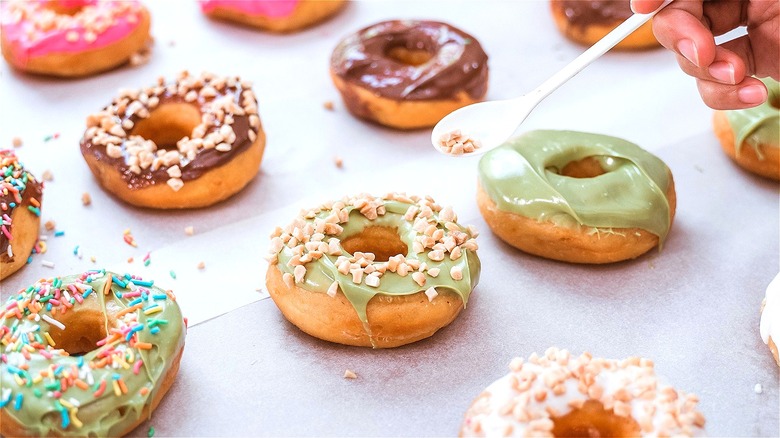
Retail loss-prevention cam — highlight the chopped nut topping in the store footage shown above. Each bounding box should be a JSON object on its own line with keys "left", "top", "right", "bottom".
{"left": 461, "top": 348, "right": 706, "bottom": 437}
{"left": 438, "top": 129, "right": 482, "bottom": 156}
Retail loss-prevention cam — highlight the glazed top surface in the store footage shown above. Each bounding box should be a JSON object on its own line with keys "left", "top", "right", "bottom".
{"left": 478, "top": 130, "right": 673, "bottom": 242}
{"left": 461, "top": 347, "right": 706, "bottom": 437}
{"left": 79, "top": 71, "right": 262, "bottom": 191}
{"left": 199, "top": 0, "right": 301, "bottom": 18}
{"left": 725, "top": 77, "right": 780, "bottom": 158}
{"left": 268, "top": 193, "right": 480, "bottom": 333}
{"left": 554, "top": 0, "right": 633, "bottom": 27}
{"left": 0, "top": 150, "right": 43, "bottom": 262}
{"left": 330, "top": 20, "right": 488, "bottom": 101}
{"left": 0, "top": 270, "right": 186, "bottom": 436}
{"left": 0, "top": 0, "right": 146, "bottom": 64}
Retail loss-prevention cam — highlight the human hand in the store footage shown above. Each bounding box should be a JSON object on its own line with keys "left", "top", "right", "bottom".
{"left": 632, "top": 0, "right": 779, "bottom": 109}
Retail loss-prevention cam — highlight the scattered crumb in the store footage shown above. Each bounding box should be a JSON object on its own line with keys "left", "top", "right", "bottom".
{"left": 127, "top": 257, "right": 134, "bottom": 263}
{"left": 90, "top": 255, "right": 97, "bottom": 263}
{"left": 44, "top": 220, "right": 56, "bottom": 231}
{"left": 42, "top": 170, "right": 53, "bottom": 181}
{"left": 12, "top": 137, "right": 22, "bottom": 148}
{"left": 334, "top": 156, "right": 343, "bottom": 168}
{"left": 123, "top": 229, "right": 138, "bottom": 247}
{"left": 323, "top": 100, "right": 334, "bottom": 111}
{"left": 82, "top": 192, "right": 92, "bottom": 206}
{"left": 197, "top": 261, "right": 205, "bottom": 270}
{"left": 169, "top": 270, "right": 177, "bottom": 280}
{"left": 343, "top": 369, "right": 357, "bottom": 379}
{"left": 130, "top": 39, "right": 153, "bottom": 66}
{"left": 438, "top": 129, "right": 481, "bottom": 156}
{"left": 754, "top": 383, "right": 763, "bottom": 394}
{"left": 184, "top": 226, "right": 195, "bottom": 236}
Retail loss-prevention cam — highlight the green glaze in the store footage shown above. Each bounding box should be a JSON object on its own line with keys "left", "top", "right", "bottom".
{"left": 726, "top": 77, "right": 780, "bottom": 159}
{"left": 274, "top": 198, "right": 480, "bottom": 327}
{"left": 478, "top": 130, "right": 672, "bottom": 242}
{"left": 0, "top": 270, "right": 186, "bottom": 436}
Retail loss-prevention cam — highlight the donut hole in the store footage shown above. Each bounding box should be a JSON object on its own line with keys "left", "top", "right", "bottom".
{"left": 385, "top": 46, "right": 434, "bottom": 66}
{"left": 551, "top": 400, "right": 641, "bottom": 437}
{"left": 47, "top": 310, "right": 110, "bottom": 356}
{"left": 556, "top": 156, "right": 609, "bottom": 178}
{"left": 131, "top": 103, "right": 202, "bottom": 149}
{"left": 340, "top": 226, "right": 408, "bottom": 262}
{"left": 43, "top": 1, "right": 85, "bottom": 16}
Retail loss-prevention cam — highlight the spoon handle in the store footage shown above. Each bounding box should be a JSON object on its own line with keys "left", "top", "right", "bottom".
{"left": 530, "top": 0, "right": 673, "bottom": 101}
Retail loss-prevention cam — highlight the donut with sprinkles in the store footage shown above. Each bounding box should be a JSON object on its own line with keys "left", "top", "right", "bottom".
{"left": 0, "top": 150, "right": 43, "bottom": 281}
{"left": 0, "top": 270, "right": 186, "bottom": 436}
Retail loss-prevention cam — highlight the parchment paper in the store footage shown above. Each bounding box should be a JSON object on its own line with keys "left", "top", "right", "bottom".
{"left": 1, "top": 1, "right": 777, "bottom": 436}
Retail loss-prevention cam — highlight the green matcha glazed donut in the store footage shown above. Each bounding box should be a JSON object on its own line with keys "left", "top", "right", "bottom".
{"left": 266, "top": 193, "right": 481, "bottom": 348}
{"left": 0, "top": 270, "right": 186, "bottom": 436}
{"left": 477, "top": 130, "right": 676, "bottom": 264}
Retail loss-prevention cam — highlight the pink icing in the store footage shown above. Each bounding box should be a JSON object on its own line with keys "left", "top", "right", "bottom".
{"left": 199, "top": 0, "right": 301, "bottom": 19}
{"left": 0, "top": 0, "right": 144, "bottom": 67}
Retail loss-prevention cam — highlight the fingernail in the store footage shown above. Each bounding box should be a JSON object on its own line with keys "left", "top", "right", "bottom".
{"left": 677, "top": 39, "right": 699, "bottom": 66}
{"left": 708, "top": 61, "right": 735, "bottom": 84}
{"left": 738, "top": 84, "right": 768, "bottom": 105}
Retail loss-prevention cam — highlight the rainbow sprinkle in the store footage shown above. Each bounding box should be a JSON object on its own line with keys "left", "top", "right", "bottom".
{"left": 1, "top": 151, "right": 42, "bottom": 263}
{"left": 123, "top": 229, "right": 138, "bottom": 247}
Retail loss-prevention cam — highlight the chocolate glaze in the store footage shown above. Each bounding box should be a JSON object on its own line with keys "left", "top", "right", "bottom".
{"left": 330, "top": 20, "right": 488, "bottom": 101}
{"left": 0, "top": 150, "right": 43, "bottom": 263}
{"left": 554, "top": 0, "right": 633, "bottom": 27}
{"left": 80, "top": 82, "right": 256, "bottom": 190}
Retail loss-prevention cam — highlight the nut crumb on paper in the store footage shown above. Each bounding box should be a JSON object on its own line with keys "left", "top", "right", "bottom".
{"left": 343, "top": 369, "right": 357, "bottom": 379}
{"left": 82, "top": 192, "right": 92, "bottom": 206}
{"left": 44, "top": 220, "right": 56, "bottom": 231}
{"left": 42, "top": 170, "right": 54, "bottom": 181}
{"left": 323, "top": 101, "right": 334, "bottom": 111}
{"left": 12, "top": 137, "right": 23, "bottom": 148}
{"left": 334, "top": 156, "right": 343, "bottom": 168}
{"left": 185, "top": 226, "right": 195, "bottom": 236}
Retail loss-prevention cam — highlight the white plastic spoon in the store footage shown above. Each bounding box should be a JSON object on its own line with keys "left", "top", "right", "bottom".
{"left": 432, "top": 0, "right": 673, "bottom": 156}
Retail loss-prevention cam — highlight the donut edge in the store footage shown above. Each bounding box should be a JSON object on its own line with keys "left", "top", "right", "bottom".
{"left": 713, "top": 111, "right": 780, "bottom": 181}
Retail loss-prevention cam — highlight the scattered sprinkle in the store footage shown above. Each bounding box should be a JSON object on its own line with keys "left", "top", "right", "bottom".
{"left": 127, "top": 257, "right": 134, "bottom": 263}
{"left": 12, "top": 137, "right": 23, "bottom": 148}
{"left": 41, "top": 260, "right": 55, "bottom": 268}
{"left": 148, "top": 426, "right": 155, "bottom": 437}
{"left": 73, "top": 245, "right": 83, "bottom": 259}
{"left": 344, "top": 369, "right": 357, "bottom": 379}
{"left": 754, "top": 383, "right": 763, "bottom": 394}
{"left": 123, "top": 229, "right": 138, "bottom": 247}
{"left": 54, "top": 230, "right": 65, "bottom": 237}
{"left": 43, "top": 133, "right": 60, "bottom": 142}
{"left": 334, "top": 156, "right": 343, "bottom": 168}
{"left": 323, "top": 101, "right": 335, "bottom": 111}
{"left": 143, "top": 252, "right": 151, "bottom": 266}
{"left": 81, "top": 192, "right": 92, "bottom": 206}
{"left": 90, "top": 255, "right": 97, "bottom": 263}
{"left": 169, "top": 270, "right": 176, "bottom": 280}
{"left": 197, "top": 261, "right": 205, "bottom": 270}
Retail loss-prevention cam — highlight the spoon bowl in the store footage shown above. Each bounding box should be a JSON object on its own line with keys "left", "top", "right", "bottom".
{"left": 432, "top": 0, "right": 673, "bottom": 156}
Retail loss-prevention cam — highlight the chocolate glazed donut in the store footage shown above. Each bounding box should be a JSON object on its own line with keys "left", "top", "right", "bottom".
{"left": 330, "top": 20, "right": 489, "bottom": 130}
{"left": 550, "top": 0, "right": 659, "bottom": 50}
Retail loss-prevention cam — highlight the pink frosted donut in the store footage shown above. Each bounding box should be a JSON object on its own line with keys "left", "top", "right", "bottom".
{"left": 0, "top": 0, "right": 151, "bottom": 77}
{"left": 199, "top": 0, "right": 346, "bottom": 33}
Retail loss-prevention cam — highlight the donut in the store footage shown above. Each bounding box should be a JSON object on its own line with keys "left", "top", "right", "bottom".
{"left": 0, "top": 150, "right": 43, "bottom": 281}
{"left": 460, "top": 348, "right": 706, "bottom": 436}
{"left": 330, "top": 20, "right": 489, "bottom": 130}
{"left": 265, "top": 193, "right": 481, "bottom": 348}
{"left": 0, "top": 270, "right": 186, "bottom": 436}
{"left": 0, "top": 0, "right": 151, "bottom": 77}
{"left": 550, "top": 0, "right": 659, "bottom": 50}
{"left": 80, "top": 71, "right": 266, "bottom": 209}
{"left": 760, "top": 273, "right": 780, "bottom": 367}
{"left": 477, "top": 130, "right": 676, "bottom": 264}
{"left": 713, "top": 77, "right": 780, "bottom": 181}
{"left": 199, "top": 0, "right": 346, "bottom": 33}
